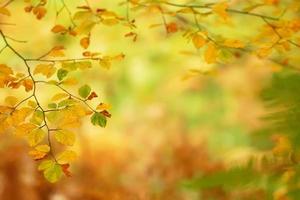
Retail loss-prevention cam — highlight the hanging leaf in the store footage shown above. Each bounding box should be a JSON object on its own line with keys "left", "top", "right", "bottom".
{"left": 54, "top": 130, "right": 76, "bottom": 146}
{"left": 34, "top": 64, "right": 56, "bottom": 78}
{"left": 166, "top": 22, "right": 178, "bottom": 33}
{"left": 80, "top": 37, "right": 90, "bottom": 49}
{"left": 204, "top": 43, "right": 218, "bottom": 64}
{"left": 212, "top": 2, "right": 229, "bottom": 20}
{"left": 44, "top": 162, "right": 63, "bottom": 183}
{"left": 57, "top": 69, "right": 68, "bottom": 81}
{"left": 22, "top": 79, "right": 34, "bottom": 92}
{"left": 27, "top": 129, "right": 46, "bottom": 147}
{"left": 49, "top": 46, "right": 65, "bottom": 57}
{"left": 51, "top": 25, "right": 67, "bottom": 34}
{"left": 57, "top": 150, "right": 77, "bottom": 164}
{"left": 28, "top": 144, "right": 50, "bottom": 160}
{"left": 87, "top": 91, "right": 98, "bottom": 100}
{"left": 192, "top": 34, "right": 206, "bottom": 49}
{"left": 78, "top": 84, "right": 91, "bottom": 99}
{"left": 91, "top": 112, "right": 107, "bottom": 127}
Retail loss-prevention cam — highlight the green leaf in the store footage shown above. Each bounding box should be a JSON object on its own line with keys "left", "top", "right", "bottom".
{"left": 91, "top": 112, "right": 107, "bottom": 127}
{"left": 48, "top": 103, "right": 57, "bottom": 109}
{"left": 78, "top": 84, "right": 91, "bottom": 99}
{"left": 44, "top": 163, "right": 62, "bottom": 183}
{"left": 76, "top": 61, "right": 92, "bottom": 70}
{"left": 57, "top": 69, "right": 68, "bottom": 81}
{"left": 62, "top": 62, "right": 78, "bottom": 71}
{"left": 62, "top": 61, "right": 91, "bottom": 71}
{"left": 58, "top": 99, "right": 77, "bottom": 108}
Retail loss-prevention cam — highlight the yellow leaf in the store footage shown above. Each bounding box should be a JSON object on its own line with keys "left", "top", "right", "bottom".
{"left": 257, "top": 47, "right": 272, "bottom": 58}
{"left": 0, "top": 7, "right": 11, "bottom": 16}
{"left": 37, "top": 160, "right": 63, "bottom": 183}
{"left": 51, "top": 93, "right": 69, "bottom": 101}
{"left": 0, "top": 64, "right": 13, "bottom": 75}
{"left": 57, "top": 110, "right": 81, "bottom": 128}
{"left": 0, "top": 105, "right": 12, "bottom": 113}
{"left": 111, "top": 53, "right": 125, "bottom": 61}
{"left": 62, "top": 78, "right": 78, "bottom": 86}
{"left": 57, "top": 150, "right": 77, "bottom": 164}
{"left": 28, "top": 144, "right": 50, "bottom": 160}
{"left": 38, "top": 160, "right": 53, "bottom": 171}
{"left": 7, "top": 107, "right": 33, "bottom": 127}
{"left": 43, "top": 162, "right": 62, "bottom": 183}
{"left": 34, "top": 64, "right": 56, "bottom": 78}
{"left": 15, "top": 123, "right": 37, "bottom": 136}
{"left": 27, "top": 100, "right": 37, "bottom": 108}
{"left": 99, "top": 58, "right": 111, "bottom": 70}
{"left": 54, "top": 130, "right": 76, "bottom": 146}
{"left": 192, "top": 34, "right": 206, "bottom": 49}
{"left": 99, "top": 11, "right": 118, "bottom": 18}
{"left": 96, "top": 103, "right": 111, "bottom": 111}
{"left": 5, "top": 96, "right": 18, "bottom": 107}
{"left": 149, "top": 23, "right": 163, "bottom": 29}
{"left": 177, "top": 8, "right": 194, "bottom": 14}
{"left": 223, "top": 39, "right": 245, "bottom": 48}
{"left": 16, "top": 73, "right": 25, "bottom": 78}
{"left": 212, "top": 2, "right": 229, "bottom": 20}
{"left": 204, "top": 43, "right": 218, "bottom": 64}
{"left": 28, "top": 150, "right": 47, "bottom": 160}
{"left": 35, "top": 144, "right": 50, "bottom": 153}
{"left": 75, "top": 20, "right": 96, "bottom": 35}
{"left": 70, "top": 104, "right": 89, "bottom": 116}
{"left": 27, "top": 129, "right": 46, "bottom": 147}
{"left": 102, "top": 19, "right": 119, "bottom": 26}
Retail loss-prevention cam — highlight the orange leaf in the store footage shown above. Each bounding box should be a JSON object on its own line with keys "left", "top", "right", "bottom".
{"left": 100, "top": 110, "right": 111, "bottom": 118}
{"left": 166, "top": 22, "right": 178, "bottom": 34}
{"left": 49, "top": 46, "right": 65, "bottom": 57}
{"left": 33, "top": 6, "right": 47, "bottom": 20}
{"left": 87, "top": 91, "right": 98, "bottom": 100}
{"left": 204, "top": 43, "right": 218, "bottom": 64}
{"left": 192, "top": 34, "right": 206, "bottom": 49}
{"left": 61, "top": 164, "right": 72, "bottom": 177}
{"left": 23, "top": 79, "right": 34, "bottom": 92}
{"left": 51, "top": 25, "right": 67, "bottom": 33}
{"left": 80, "top": 37, "right": 90, "bottom": 49}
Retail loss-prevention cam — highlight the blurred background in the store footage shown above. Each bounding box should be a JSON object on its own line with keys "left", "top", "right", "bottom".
{"left": 0, "top": 0, "right": 298, "bottom": 199}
